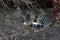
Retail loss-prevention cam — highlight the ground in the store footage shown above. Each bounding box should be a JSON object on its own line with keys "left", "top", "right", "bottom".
{"left": 0, "top": 8, "right": 60, "bottom": 40}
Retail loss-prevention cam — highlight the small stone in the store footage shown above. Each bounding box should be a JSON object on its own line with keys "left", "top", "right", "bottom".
{"left": 23, "top": 34, "right": 26, "bottom": 36}
{"left": 34, "top": 29, "right": 39, "bottom": 32}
